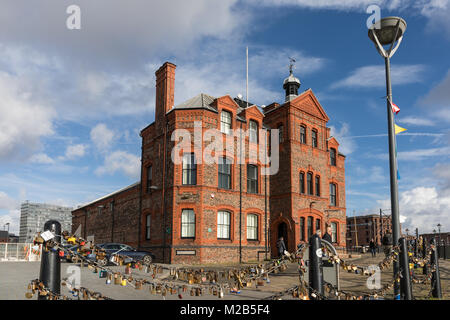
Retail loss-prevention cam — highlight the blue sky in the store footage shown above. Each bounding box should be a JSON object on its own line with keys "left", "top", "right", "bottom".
{"left": 0, "top": 0, "right": 449, "bottom": 235}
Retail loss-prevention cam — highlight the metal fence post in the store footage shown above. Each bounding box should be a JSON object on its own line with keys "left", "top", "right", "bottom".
{"left": 38, "top": 220, "right": 61, "bottom": 300}
{"left": 308, "top": 234, "right": 323, "bottom": 299}
{"left": 430, "top": 238, "right": 442, "bottom": 299}
{"left": 399, "top": 237, "right": 412, "bottom": 300}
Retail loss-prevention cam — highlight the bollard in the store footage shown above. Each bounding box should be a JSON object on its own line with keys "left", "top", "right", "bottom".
{"left": 38, "top": 220, "right": 61, "bottom": 300}
{"left": 398, "top": 238, "right": 412, "bottom": 300}
{"left": 308, "top": 234, "right": 324, "bottom": 299}
{"left": 430, "top": 238, "right": 442, "bottom": 299}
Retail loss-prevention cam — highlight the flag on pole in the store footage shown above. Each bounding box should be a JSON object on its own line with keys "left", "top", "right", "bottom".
{"left": 390, "top": 100, "right": 400, "bottom": 114}
{"left": 397, "top": 169, "right": 401, "bottom": 180}
{"left": 395, "top": 124, "right": 407, "bottom": 134}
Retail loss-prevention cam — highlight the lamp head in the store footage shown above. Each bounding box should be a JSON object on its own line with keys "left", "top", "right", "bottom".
{"left": 368, "top": 16, "right": 407, "bottom": 45}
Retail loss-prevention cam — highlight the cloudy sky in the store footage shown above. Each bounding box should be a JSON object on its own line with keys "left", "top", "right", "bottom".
{"left": 0, "top": 0, "right": 449, "bottom": 235}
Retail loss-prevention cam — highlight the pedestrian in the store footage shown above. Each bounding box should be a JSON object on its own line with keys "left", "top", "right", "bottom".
{"left": 382, "top": 233, "right": 393, "bottom": 258}
{"left": 322, "top": 226, "right": 332, "bottom": 243}
{"left": 369, "top": 238, "right": 377, "bottom": 257}
{"left": 277, "top": 236, "right": 287, "bottom": 258}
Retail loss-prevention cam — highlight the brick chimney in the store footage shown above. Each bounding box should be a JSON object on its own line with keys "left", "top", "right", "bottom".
{"left": 155, "top": 62, "right": 176, "bottom": 131}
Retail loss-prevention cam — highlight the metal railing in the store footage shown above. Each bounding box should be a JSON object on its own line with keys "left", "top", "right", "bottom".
{"left": 0, "top": 243, "right": 42, "bottom": 261}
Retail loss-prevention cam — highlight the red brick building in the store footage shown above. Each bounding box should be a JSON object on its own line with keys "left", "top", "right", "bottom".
{"left": 72, "top": 62, "right": 347, "bottom": 264}
{"left": 346, "top": 214, "right": 395, "bottom": 248}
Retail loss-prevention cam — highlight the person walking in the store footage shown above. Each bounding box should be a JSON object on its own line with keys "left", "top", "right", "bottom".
{"left": 322, "top": 226, "right": 332, "bottom": 243}
{"left": 277, "top": 236, "right": 287, "bottom": 258}
{"left": 369, "top": 238, "right": 377, "bottom": 257}
{"left": 382, "top": 233, "right": 393, "bottom": 258}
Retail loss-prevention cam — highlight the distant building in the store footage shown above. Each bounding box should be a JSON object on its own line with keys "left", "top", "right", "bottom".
{"left": 19, "top": 201, "right": 72, "bottom": 243}
{"left": 0, "top": 231, "right": 8, "bottom": 243}
{"left": 420, "top": 232, "right": 449, "bottom": 245}
{"left": 346, "top": 214, "right": 399, "bottom": 247}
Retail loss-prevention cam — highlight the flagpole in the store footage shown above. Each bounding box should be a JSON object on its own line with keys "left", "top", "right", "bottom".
{"left": 246, "top": 46, "right": 249, "bottom": 108}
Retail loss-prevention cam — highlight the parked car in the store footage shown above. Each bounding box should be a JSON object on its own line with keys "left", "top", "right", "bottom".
{"left": 87, "top": 243, "right": 155, "bottom": 266}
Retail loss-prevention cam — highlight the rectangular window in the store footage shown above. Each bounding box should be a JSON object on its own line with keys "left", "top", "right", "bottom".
{"left": 315, "top": 176, "right": 320, "bottom": 197}
{"left": 300, "top": 172, "right": 305, "bottom": 194}
{"left": 249, "top": 120, "right": 258, "bottom": 143}
{"left": 307, "top": 172, "right": 313, "bottom": 195}
{"left": 278, "top": 125, "right": 284, "bottom": 143}
{"left": 146, "top": 215, "right": 151, "bottom": 240}
{"left": 220, "top": 110, "right": 232, "bottom": 135}
{"left": 247, "top": 214, "right": 258, "bottom": 240}
{"left": 316, "top": 219, "right": 321, "bottom": 233}
{"left": 217, "top": 211, "right": 231, "bottom": 239}
{"left": 300, "top": 217, "right": 305, "bottom": 241}
{"left": 247, "top": 164, "right": 258, "bottom": 194}
{"left": 300, "top": 126, "right": 306, "bottom": 144}
{"left": 330, "top": 148, "right": 336, "bottom": 166}
{"left": 312, "top": 130, "right": 318, "bottom": 148}
{"left": 330, "top": 183, "right": 337, "bottom": 206}
{"left": 181, "top": 209, "right": 195, "bottom": 238}
{"left": 182, "top": 153, "right": 197, "bottom": 185}
{"left": 218, "top": 157, "right": 232, "bottom": 189}
{"left": 146, "top": 165, "right": 153, "bottom": 192}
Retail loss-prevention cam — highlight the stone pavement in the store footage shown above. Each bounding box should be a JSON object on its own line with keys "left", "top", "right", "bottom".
{"left": 0, "top": 253, "right": 448, "bottom": 300}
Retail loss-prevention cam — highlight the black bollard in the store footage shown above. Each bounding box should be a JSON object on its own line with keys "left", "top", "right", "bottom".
{"left": 430, "top": 238, "right": 442, "bottom": 299}
{"left": 38, "top": 220, "right": 61, "bottom": 300}
{"left": 399, "top": 238, "right": 412, "bottom": 300}
{"left": 414, "top": 228, "right": 418, "bottom": 258}
{"left": 308, "top": 234, "right": 324, "bottom": 299}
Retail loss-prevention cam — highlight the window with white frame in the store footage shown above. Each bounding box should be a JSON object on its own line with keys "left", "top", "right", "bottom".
{"left": 220, "top": 110, "right": 232, "bottom": 135}
{"left": 331, "top": 222, "right": 338, "bottom": 243}
{"left": 182, "top": 153, "right": 196, "bottom": 185}
{"left": 247, "top": 214, "right": 258, "bottom": 240}
{"left": 249, "top": 120, "right": 258, "bottom": 143}
{"left": 217, "top": 211, "right": 231, "bottom": 239}
{"left": 247, "top": 164, "right": 258, "bottom": 194}
{"left": 218, "top": 157, "right": 232, "bottom": 189}
{"left": 181, "top": 209, "right": 195, "bottom": 238}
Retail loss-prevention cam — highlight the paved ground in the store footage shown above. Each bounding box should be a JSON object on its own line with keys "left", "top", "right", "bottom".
{"left": 0, "top": 254, "right": 448, "bottom": 300}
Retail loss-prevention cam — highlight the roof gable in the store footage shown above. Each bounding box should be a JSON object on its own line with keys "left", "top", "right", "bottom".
{"left": 289, "top": 89, "right": 330, "bottom": 122}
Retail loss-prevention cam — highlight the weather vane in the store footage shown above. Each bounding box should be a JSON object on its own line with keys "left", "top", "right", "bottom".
{"left": 289, "top": 57, "right": 296, "bottom": 75}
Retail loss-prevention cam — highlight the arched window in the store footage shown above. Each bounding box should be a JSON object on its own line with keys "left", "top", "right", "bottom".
{"left": 331, "top": 222, "right": 338, "bottom": 243}
{"left": 300, "top": 217, "right": 305, "bottom": 241}
{"left": 307, "top": 216, "right": 313, "bottom": 239}
{"left": 181, "top": 209, "right": 195, "bottom": 238}
{"left": 247, "top": 214, "right": 258, "bottom": 240}
{"left": 330, "top": 183, "right": 337, "bottom": 206}
{"left": 307, "top": 172, "right": 313, "bottom": 195}
{"left": 247, "top": 164, "right": 258, "bottom": 194}
{"left": 300, "top": 125, "right": 306, "bottom": 144}
{"left": 330, "top": 148, "right": 336, "bottom": 166}
{"left": 315, "top": 219, "right": 321, "bottom": 234}
{"left": 300, "top": 172, "right": 305, "bottom": 194}
{"left": 217, "top": 211, "right": 231, "bottom": 239}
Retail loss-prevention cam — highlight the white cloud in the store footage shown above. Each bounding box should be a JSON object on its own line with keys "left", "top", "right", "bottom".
{"left": 63, "top": 144, "right": 87, "bottom": 160}
{"left": 374, "top": 146, "right": 450, "bottom": 161}
{"left": 331, "top": 65, "right": 426, "bottom": 89}
{"left": 0, "top": 191, "right": 19, "bottom": 210}
{"left": 329, "top": 122, "right": 356, "bottom": 155}
{"left": 0, "top": 209, "right": 21, "bottom": 235}
{"left": 397, "top": 116, "right": 435, "bottom": 127}
{"left": 90, "top": 123, "right": 115, "bottom": 153}
{"left": 95, "top": 151, "right": 140, "bottom": 179}
{"left": 377, "top": 186, "right": 450, "bottom": 233}
{"left": 29, "top": 153, "right": 55, "bottom": 164}
{"left": 0, "top": 71, "right": 55, "bottom": 161}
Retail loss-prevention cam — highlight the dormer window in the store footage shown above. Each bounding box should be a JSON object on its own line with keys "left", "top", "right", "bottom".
{"left": 249, "top": 120, "right": 258, "bottom": 143}
{"left": 330, "top": 148, "right": 337, "bottom": 166}
{"left": 220, "top": 110, "right": 232, "bottom": 135}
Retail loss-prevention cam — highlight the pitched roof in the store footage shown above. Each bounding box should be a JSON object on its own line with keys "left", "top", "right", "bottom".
{"left": 173, "top": 93, "right": 217, "bottom": 112}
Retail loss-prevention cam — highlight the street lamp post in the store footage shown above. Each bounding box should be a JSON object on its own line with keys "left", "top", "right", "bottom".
{"left": 368, "top": 16, "right": 407, "bottom": 300}
{"left": 437, "top": 223, "right": 441, "bottom": 245}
